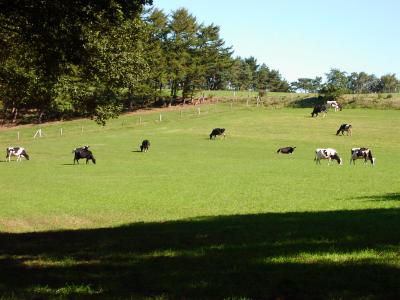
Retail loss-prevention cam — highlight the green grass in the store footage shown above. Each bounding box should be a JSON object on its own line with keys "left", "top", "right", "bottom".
{"left": 0, "top": 105, "right": 399, "bottom": 299}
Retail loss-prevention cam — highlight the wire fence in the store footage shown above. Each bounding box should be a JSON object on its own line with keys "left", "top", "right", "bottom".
{"left": 0, "top": 101, "right": 270, "bottom": 145}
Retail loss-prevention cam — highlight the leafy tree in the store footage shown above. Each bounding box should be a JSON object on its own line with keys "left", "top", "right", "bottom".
{"left": 319, "top": 68, "right": 349, "bottom": 100}
{"left": 291, "top": 77, "right": 322, "bottom": 93}
{"left": 0, "top": 0, "right": 152, "bottom": 123}
{"left": 378, "top": 74, "right": 399, "bottom": 93}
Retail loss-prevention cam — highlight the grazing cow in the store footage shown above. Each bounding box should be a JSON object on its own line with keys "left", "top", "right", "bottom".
{"left": 72, "top": 145, "right": 96, "bottom": 164}
{"left": 209, "top": 128, "right": 226, "bottom": 139}
{"left": 336, "top": 124, "right": 352, "bottom": 136}
{"left": 6, "top": 147, "right": 29, "bottom": 162}
{"left": 326, "top": 100, "right": 343, "bottom": 112}
{"left": 350, "top": 147, "right": 376, "bottom": 165}
{"left": 314, "top": 148, "right": 343, "bottom": 165}
{"left": 311, "top": 104, "right": 328, "bottom": 117}
{"left": 277, "top": 146, "right": 296, "bottom": 154}
{"left": 140, "top": 140, "right": 150, "bottom": 152}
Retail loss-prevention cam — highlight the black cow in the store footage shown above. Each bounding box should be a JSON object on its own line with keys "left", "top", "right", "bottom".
{"left": 73, "top": 146, "right": 96, "bottom": 164}
{"left": 311, "top": 104, "right": 328, "bottom": 117}
{"left": 210, "top": 128, "right": 226, "bottom": 139}
{"left": 140, "top": 140, "right": 150, "bottom": 152}
{"left": 336, "top": 124, "right": 352, "bottom": 136}
{"left": 277, "top": 146, "right": 296, "bottom": 154}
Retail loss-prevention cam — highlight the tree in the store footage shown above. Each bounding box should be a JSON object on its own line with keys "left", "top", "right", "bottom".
{"left": 378, "top": 74, "right": 399, "bottom": 93}
{"left": 319, "top": 68, "right": 349, "bottom": 100}
{"left": 0, "top": 0, "right": 152, "bottom": 124}
{"left": 291, "top": 77, "right": 321, "bottom": 93}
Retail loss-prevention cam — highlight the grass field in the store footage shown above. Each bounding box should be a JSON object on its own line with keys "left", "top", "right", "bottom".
{"left": 0, "top": 105, "right": 399, "bottom": 299}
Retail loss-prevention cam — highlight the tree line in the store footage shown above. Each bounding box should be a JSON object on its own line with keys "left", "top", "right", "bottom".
{"left": 291, "top": 69, "right": 399, "bottom": 98}
{"left": 0, "top": 1, "right": 291, "bottom": 124}
{"left": 0, "top": 2, "right": 399, "bottom": 125}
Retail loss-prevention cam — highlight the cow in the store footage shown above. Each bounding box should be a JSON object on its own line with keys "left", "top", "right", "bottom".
{"left": 72, "top": 145, "right": 96, "bottom": 164}
{"left": 314, "top": 148, "right": 343, "bottom": 165}
{"left": 140, "top": 140, "right": 150, "bottom": 152}
{"left": 350, "top": 147, "right": 375, "bottom": 165}
{"left": 326, "top": 100, "right": 342, "bottom": 112}
{"left": 336, "top": 124, "right": 352, "bottom": 136}
{"left": 6, "top": 147, "right": 29, "bottom": 162}
{"left": 277, "top": 146, "right": 296, "bottom": 154}
{"left": 311, "top": 104, "right": 328, "bottom": 117}
{"left": 209, "top": 128, "right": 226, "bottom": 139}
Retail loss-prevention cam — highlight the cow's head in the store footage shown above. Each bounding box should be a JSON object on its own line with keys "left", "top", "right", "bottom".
{"left": 332, "top": 153, "right": 343, "bottom": 165}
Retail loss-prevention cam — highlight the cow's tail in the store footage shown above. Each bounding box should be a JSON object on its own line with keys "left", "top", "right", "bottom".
{"left": 336, "top": 128, "right": 341, "bottom": 135}
{"left": 277, "top": 149, "right": 281, "bottom": 153}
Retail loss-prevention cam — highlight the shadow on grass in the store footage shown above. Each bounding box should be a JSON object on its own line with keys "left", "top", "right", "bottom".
{"left": 355, "top": 193, "right": 400, "bottom": 202}
{"left": 1, "top": 208, "right": 399, "bottom": 299}
{"left": 289, "top": 97, "right": 324, "bottom": 108}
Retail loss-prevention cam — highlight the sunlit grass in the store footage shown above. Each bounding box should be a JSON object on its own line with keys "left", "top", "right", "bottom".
{"left": 0, "top": 106, "right": 399, "bottom": 299}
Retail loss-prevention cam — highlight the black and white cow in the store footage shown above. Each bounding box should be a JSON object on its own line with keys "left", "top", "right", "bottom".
{"left": 6, "top": 147, "right": 29, "bottom": 162}
{"left": 72, "top": 145, "right": 96, "bottom": 164}
{"left": 314, "top": 148, "right": 343, "bottom": 165}
{"left": 209, "top": 128, "right": 226, "bottom": 139}
{"left": 336, "top": 124, "right": 352, "bottom": 136}
{"left": 326, "top": 100, "right": 342, "bottom": 112}
{"left": 277, "top": 146, "right": 296, "bottom": 154}
{"left": 140, "top": 140, "right": 150, "bottom": 152}
{"left": 311, "top": 104, "right": 328, "bottom": 117}
{"left": 350, "top": 147, "right": 375, "bottom": 165}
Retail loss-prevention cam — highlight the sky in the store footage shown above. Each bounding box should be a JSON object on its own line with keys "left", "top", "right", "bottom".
{"left": 152, "top": 0, "right": 400, "bottom": 82}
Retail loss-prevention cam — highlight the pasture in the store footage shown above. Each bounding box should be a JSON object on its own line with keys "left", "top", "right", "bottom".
{"left": 0, "top": 105, "right": 399, "bottom": 299}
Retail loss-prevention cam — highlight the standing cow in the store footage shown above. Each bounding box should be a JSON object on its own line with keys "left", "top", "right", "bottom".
{"left": 140, "top": 140, "right": 150, "bottom": 152}
{"left": 336, "top": 124, "right": 352, "bottom": 136}
{"left": 209, "top": 128, "right": 226, "bottom": 139}
{"left": 6, "top": 147, "right": 30, "bottom": 162}
{"left": 314, "top": 148, "right": 343, "bottom": 165}
{"left": 327, "top": 100, "right": 342, "bottom": 111}
{"left": 72, "top": 146, "right": 96, "bottom": 164}
{"left": 350, "top": 148, "right": 375, "bottom": 165}
{"left": 311, "top": 104, "right": 328, "bottom": 117}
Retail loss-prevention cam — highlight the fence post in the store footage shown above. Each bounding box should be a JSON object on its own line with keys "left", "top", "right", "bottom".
{"left": 60, "top": 128, "right": 63, "bottom": 136}
{"left": 139, "top": 117, "right": 142, "bottom": 125}
{"left": 81, "top": 126, "right": 84, "bottom": 134}
{"left": 197, "top": 107, "right": 201, "bottom": 115}
{"left": 17, "top": 131, "right": 20, "bottom": 141}
{"left": 159, "top": 113, "right": 162, "bottom": 122}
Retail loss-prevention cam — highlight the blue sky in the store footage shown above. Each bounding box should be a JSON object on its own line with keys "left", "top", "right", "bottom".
{"left": 152, "top": 0, "right": 400, "bottom": 82}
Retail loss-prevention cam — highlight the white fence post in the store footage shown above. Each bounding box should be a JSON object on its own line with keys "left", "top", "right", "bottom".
{"left": 33, "top": 129, "right": 43, "bottom": 139}
{"left": 60, "top": 128, "right": 63, "bottom": 136}
{"left": 17, "top": 131, "right": 20, "bottom": 141}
